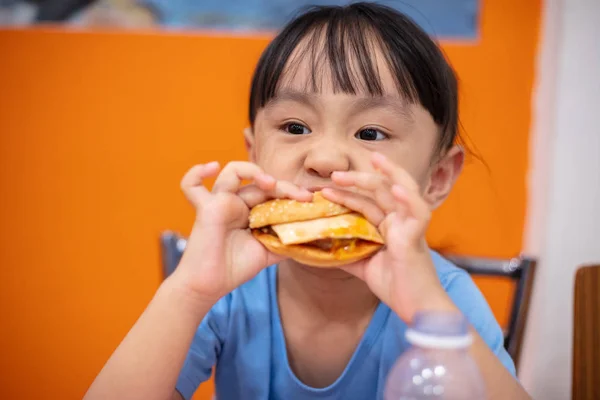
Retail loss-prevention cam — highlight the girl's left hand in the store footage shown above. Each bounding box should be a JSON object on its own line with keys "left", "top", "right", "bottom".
{"left": 322, "top": 152, "right": 457, "bottom": 323}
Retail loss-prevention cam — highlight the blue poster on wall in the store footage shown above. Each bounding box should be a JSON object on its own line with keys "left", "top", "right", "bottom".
{"left": 0, "top": 0, "right": 479, "bottom": 39}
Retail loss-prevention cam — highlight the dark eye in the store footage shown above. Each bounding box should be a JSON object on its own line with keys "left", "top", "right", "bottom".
{"left": 355, "top": 128, "right": 387, "bottom": 141}
{"left": 283, "top": 122, "right": 311, "bottom": 135}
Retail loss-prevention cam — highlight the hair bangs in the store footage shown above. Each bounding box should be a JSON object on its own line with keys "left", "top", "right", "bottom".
{"left": 249, "top": 6, "right": 420, "bottom": 123}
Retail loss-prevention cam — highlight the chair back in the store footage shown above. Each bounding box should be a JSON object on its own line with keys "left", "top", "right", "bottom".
{"left": 573, "top": 264, "right": 600, "bottom": 400}
{"left": 160, "top": 231, "right": 187, "bottom": 278}
{"left": 445, "top": 254, "right": 536, "bottom": 368}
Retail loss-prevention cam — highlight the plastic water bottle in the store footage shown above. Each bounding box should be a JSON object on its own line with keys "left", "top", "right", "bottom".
{"left": 384, "top": 311, "right": 485, "bottom": 399}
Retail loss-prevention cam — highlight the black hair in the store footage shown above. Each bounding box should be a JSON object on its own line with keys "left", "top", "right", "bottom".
{"left": 248, "top": 2, "right": 460, "bottom": 155}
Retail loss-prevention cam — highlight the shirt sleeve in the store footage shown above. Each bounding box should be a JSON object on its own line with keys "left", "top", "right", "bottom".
{"left": 445, "top": 271, "right": 517, "bottom": 377}
{"left": 176, "top": 294, "right": 231, "bottom": 400}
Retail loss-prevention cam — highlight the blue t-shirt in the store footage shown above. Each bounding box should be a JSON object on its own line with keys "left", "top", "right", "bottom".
{"left": 176, "top": 251, "right": 515, "bottom": 399}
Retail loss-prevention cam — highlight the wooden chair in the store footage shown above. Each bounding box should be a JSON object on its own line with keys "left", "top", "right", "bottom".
{"left": 159, "top": 232, "right": 536, "bottom": 368}
{"left": 444, "top": 254, "right": 536, "bottom": 369}
{"left": 572, "top": 264, "right": 600, "bottom": 400}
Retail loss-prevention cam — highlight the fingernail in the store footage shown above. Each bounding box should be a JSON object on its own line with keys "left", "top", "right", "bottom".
{"left": 206, "top": 161, "right": 220, "bottom": 169}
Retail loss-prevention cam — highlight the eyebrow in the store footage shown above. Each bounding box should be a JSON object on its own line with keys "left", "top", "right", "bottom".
{"left": 264, "top": 89, "right": 414, "bottom": 122}
{"left": 348, "top": 96, "right": 414, "bottom": 122}
{"left": 264, "top": 90, "right": 318, "bottom": 111}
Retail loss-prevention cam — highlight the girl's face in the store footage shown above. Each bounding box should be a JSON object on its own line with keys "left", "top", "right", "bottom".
{"left": 245, "top": 43, "right": 463, "bottom": 209}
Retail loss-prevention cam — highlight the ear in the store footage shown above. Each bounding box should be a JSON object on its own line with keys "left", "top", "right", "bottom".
{"left": 243, "top": 126, "right": 256, "bottom": 163}
{"left": 424, "top": 145, "right": 464, "bottom": 209}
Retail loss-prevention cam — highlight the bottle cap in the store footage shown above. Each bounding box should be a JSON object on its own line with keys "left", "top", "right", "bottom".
{"left": 405, "top": 311, "right": 473, "bottom": 349}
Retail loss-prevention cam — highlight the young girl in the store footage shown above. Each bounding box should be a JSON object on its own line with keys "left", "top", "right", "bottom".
{"left": 85, "top": 3, "right": 530, "bottom": 399}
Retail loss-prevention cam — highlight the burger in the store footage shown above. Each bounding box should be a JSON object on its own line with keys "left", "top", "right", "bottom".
{"left": 248, "top": 192, "right": 384, "bottom": 267}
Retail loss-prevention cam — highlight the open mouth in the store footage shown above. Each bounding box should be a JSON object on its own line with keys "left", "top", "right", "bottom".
{"left": 248, "top": 192, "right": 384, "bottom": 267}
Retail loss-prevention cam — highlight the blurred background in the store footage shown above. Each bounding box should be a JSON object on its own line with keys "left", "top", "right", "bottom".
{"left": 0, "top": 0, "right": 479, "bottom": 34}
{"left": 0, "top": 0, "right": 598, "bottom": 399}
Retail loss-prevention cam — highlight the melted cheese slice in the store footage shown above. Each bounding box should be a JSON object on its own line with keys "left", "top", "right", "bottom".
{"left": 271, "top": 213, "right": 384, "bottom": 246}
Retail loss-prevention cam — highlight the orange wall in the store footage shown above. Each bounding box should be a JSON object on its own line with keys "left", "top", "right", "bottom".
{"left": 0, "top": 1, "right": 540, "bottom": 399}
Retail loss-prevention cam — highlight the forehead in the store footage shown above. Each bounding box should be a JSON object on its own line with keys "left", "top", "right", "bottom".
{"left": 275, "top": 27, "right": 404, "bottom": 99}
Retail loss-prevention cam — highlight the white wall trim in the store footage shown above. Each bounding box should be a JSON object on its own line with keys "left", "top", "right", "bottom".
{"left": 520, "top": 0, "right": 600, "bottom": 398}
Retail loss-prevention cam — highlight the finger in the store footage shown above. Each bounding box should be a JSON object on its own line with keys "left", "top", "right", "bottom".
{"left": 265, "top": 251, "right": 289, "bottom": 268}
{"left": 237, "top": 230, "right": 289, "bottom": 268}
{"left": 268, "top": 180, "right": 313, "bottom": 202}
{"left": 379, "top": 208, "right": 427, "bottom": 252}
{"left": 392, "top": 184, "right": 431, "bottom": 227}
{"left": 237, "top": 185, "right": 268, "bottom": 208}
{"left": 371, "top": 152, "right": 419, "bottom": 193}
{"left": 180, "top": 162, "right": 220, "bottom": 205}
{"left": 321, "top": 188, "right": 386, "bottom": 227}
{"left": 331, "top": 170, "right": 387, "bottom": 191}
{"left": 339, "top": 263, "right": 366, "bottom": 281}
{"left": 379, "top": 211, "right": 407, "bottom": 248}
{"left": 369, "top": 152, "right": 429, "bottom": 223}
{"left": 331, "top": 171, "right": 396, "bottom": 214}
{"left": 212, "top": 162, "right": 273, "bottom": 194}
{"left": 238, "top": 181, "right": 312, "bottom": 208}
{"left": 180, "top": 162, "right": 220, "bottom": 189}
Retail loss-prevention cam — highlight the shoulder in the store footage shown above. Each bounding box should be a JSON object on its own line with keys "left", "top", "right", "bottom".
{"left": 430, "top": 250, "right": 492, "bottom": 312}
{"left": 429, "top": 250, "right": 470, "bottom": 288}
{"left": 177, "top": 267, "right": 274, "bottom": 397}
{"left": 200, "top": 266, "right": 274, "bottom": 341}
{"left": 429, "top": 250, "right": 498, "bottom": 325}
{"left": 429, "top": 249, "right": 497, "bottom": 325}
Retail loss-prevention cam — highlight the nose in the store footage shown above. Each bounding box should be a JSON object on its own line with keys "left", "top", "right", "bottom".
{"left": 303, "top": 140, "right": 351, "bottom": 178}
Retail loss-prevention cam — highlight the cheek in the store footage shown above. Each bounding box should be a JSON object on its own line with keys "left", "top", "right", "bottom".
{"left": 251, "top": 129, "right": 276, "bottom": 166}
{"left": 376, "top": 144, "right": 434, "bottom": 190}
{"left": 411, "top": 157, "right": 438, "bottom": 196}
{"left": 408, "top": 162, "right": 435, "bottom": 194}
{"left": 384, "top": 108, "right": 439, "bottom": 185}
{"left": 253, "top": 137, "right": 301, "bottom": 177}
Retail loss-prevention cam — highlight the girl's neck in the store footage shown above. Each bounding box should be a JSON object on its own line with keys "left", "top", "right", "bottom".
{"left": 277, "top": 259, "right": 379, "bottom": 323}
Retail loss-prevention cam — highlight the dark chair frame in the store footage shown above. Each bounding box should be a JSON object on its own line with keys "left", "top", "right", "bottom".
{"left": 160, "top": 231, "right": 187, "bottom": 278}
{"left": 444, "top": 254, "right": 536, "bottom": 368}
{"left": 160, "top": 231, "right": 535, "bottom": 368}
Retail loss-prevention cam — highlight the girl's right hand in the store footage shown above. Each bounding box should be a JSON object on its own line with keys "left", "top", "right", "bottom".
{"left": 170, "top": 161, "right": 312, "bottom": 305}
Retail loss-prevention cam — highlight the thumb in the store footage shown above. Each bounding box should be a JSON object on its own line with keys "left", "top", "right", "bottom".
{"left": 340, "top": 262, "right": 367, "bottom": 281}
{"left": 237, "top": 231, "right": 286, "bottom": 272}
{"left": 266, "top": 252, "right": 288, "bottom": 267}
